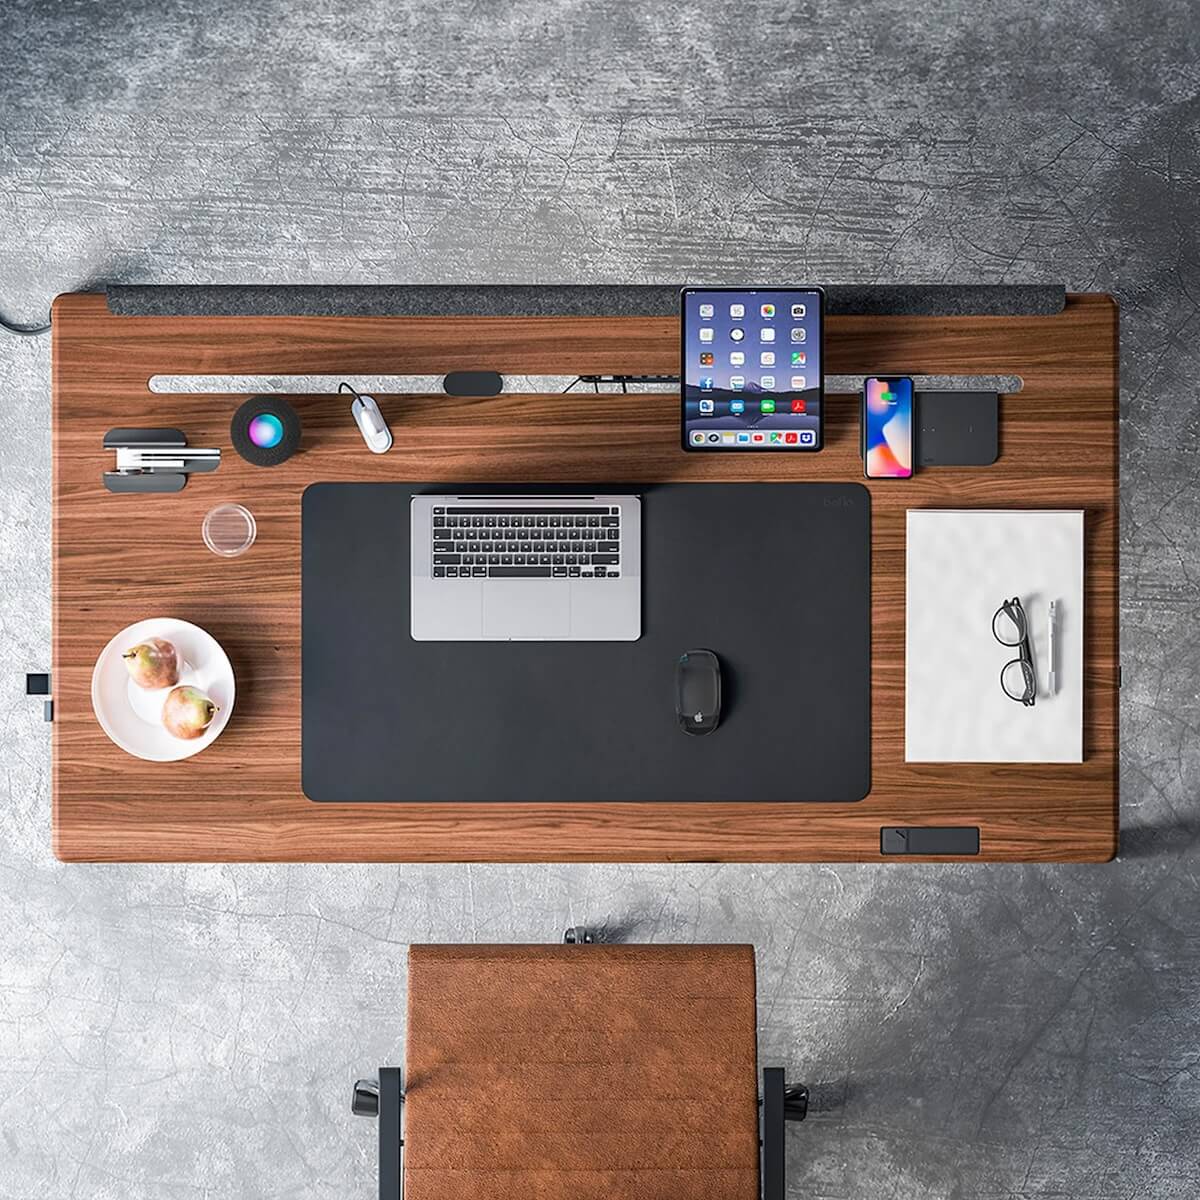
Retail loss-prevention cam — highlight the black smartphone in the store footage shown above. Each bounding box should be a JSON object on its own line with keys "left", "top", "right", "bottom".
{"left": 862, "top": 376, "right": 914, "bottom": 478}
{"left": 681, "top": 286, "right": 824, "bottom": 451}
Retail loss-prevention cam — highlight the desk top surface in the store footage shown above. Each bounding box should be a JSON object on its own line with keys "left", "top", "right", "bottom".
{"left": 50, "top": 290, "right": 1119, "bottom": 862}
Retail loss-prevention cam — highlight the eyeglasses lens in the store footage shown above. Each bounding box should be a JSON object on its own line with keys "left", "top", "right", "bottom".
{"left": 1001, "top": 658, "right": 1036, "bottom": 703}
{"left": 994, "top": 605, "right": 1025, "bottom": 646}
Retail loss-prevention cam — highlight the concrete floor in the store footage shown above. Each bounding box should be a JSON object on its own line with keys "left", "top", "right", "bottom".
{"left": 2, "top": 1, "right": 1199, "bottom": 1196}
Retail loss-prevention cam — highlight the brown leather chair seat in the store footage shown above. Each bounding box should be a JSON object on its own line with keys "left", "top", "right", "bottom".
{"left": 403, "top": 943, "right": 761, "bottom": 1200}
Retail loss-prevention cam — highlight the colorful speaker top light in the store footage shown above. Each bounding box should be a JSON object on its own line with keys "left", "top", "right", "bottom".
{"left": 231, "top": 396, "right": 301, "bottom": 467}
{"left": 247, "top": 412, "right": 285, "bottom": 449}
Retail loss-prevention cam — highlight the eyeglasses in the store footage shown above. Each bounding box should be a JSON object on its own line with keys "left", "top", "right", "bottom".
{"left": 992, "top": 597, "right": 1036, "bottom": 706}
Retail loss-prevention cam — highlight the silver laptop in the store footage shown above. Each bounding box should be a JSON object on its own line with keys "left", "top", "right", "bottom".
{"left": 410, "top": 494, "right": 641, "bottom": 641}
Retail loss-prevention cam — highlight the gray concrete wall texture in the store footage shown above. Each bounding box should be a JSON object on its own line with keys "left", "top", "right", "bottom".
{"left": 1, "top": 1, "right": 1198, "bottom": 1196}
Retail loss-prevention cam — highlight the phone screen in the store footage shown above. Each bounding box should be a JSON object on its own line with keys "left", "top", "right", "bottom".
{"left": 681, "top": 287, "right": 823, "bottom": 451}
{"left": 863, "top": 376, "right": 914, "bottom": 478}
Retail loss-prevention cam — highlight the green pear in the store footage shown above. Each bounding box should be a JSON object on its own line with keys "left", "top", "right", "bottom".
{"left": 162, "top": 685, "right": 218, "bottom": 740}
{"left": 122, "top": 637, "right": 180, "bottom": 689}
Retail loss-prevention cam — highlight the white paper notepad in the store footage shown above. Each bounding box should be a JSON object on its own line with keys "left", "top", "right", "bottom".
{"left": 905, "top": 510, "right": 1084, "bottom": 763}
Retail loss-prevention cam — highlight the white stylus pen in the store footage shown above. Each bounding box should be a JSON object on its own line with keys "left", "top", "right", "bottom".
{"left": 1048, "top": 600, "right": 1058, "bottom": 695}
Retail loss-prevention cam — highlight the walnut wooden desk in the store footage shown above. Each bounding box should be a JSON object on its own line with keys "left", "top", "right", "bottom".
{"left": 50, "top": 288, "right": 1119, "bottom": 862}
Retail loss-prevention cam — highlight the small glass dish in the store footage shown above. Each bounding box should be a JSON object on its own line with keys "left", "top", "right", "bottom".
{"left": 202, "top": 503, "right": 257, "bottom": 557}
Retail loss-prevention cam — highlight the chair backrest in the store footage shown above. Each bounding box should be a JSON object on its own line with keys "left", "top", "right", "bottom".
{"left": 403, "top": 942, "right": 761, "bottom": 1200}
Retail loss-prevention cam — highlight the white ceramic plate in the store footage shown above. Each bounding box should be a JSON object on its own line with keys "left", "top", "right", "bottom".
{"left": 91, "top": 618, "right": 235, "bottom": 761}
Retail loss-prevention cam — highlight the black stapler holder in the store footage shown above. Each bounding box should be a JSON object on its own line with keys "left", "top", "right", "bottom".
{"left": 102, "top": 428, "right": 220, "bottom": 493}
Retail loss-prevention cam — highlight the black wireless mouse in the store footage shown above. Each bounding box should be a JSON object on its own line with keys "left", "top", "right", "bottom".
{"left": 676, "top": 650, "right": 721, "bottom": 735}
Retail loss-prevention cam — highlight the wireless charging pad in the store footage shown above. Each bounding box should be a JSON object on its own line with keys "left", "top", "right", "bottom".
{"left": 916, "top": 391, "right": 998, "bottom": 466}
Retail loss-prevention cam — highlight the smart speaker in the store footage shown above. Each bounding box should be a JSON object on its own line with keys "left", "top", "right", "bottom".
{"left": 231, "top": 396, "right": 301, "bottom": 467}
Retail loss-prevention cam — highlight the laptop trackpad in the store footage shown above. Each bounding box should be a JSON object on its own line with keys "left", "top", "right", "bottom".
{"left": 482, "top": 580, "right": 571, "bottom": 639}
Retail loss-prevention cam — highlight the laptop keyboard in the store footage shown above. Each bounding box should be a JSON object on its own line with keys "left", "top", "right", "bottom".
{"left": 431, "top": 506, "right": 621, "bottom": 579}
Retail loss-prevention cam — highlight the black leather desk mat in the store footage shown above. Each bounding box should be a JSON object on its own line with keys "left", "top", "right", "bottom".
{"left": 302, "top": 482, "right": 870, "bottom": 804}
